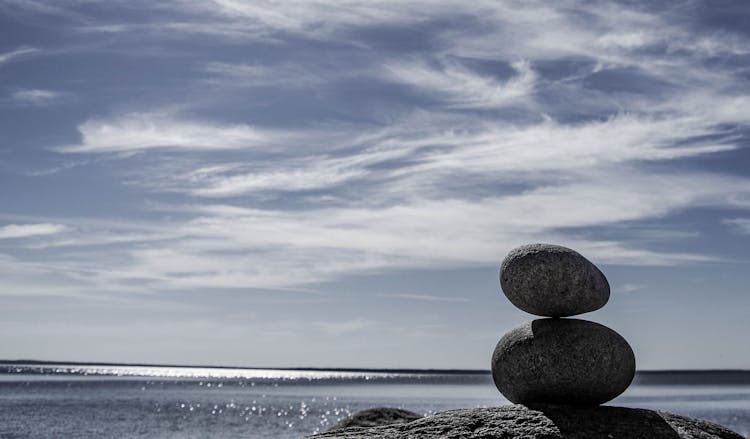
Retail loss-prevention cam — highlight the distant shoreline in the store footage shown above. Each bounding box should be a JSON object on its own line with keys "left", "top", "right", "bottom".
{"left": 0, "top": 359, "right": 488, "bottom": 375}
{"left": 2, "top": 359, "right": 750, "bottom": 383}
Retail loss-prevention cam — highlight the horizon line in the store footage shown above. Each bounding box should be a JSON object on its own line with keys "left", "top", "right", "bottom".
{"left": 2, "top": 359, "right": 749, "bottom": 374}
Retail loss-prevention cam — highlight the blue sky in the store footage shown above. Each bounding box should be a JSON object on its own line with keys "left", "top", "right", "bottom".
{"left": 1, "top": 0, "right": 749, "bottom": 370}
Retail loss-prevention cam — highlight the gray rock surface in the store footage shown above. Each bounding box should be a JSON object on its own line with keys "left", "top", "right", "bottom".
{"left": 327, "top": 407, "right": 422, "bottom": 431}
{"left": 309, "top": 405, "right": 742, "bottom": 439}
{"left": 500, "top": 244, "right": 609, "bottom": 317}
{"left": 492, "top": 318, "right": 635, "bottom": 406}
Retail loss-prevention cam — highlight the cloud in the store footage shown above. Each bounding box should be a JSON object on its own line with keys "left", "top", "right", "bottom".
{"left": 0, "top": 223, "right": 68, "bottom": 239}
{"left": 38, "top": 99, "right": 749, "bottom": 294}
{"left": 673, "top": 31, "right": 750, "bottom": 58}
{"left": 131, "top": 143, "right": 408, "bottom": 197}
{"left": 386, "top": 59, "right": 537, "bottom": 109}
{"left": 76, "top": 21, "right": 273, "bottom": 43}
{"left": 396, "top": 113, "right": 737, "bottom": 178}
{"left": 0, "top": 1, "right": 87, "bottom": 21}
{"left": 18, "top": 1, "right": 750, "bottom": 69}
{"left": 202, "top": 62, "right": 332, "bottom": 89}
{"left": 9, "top": 89, "right": 65, "bottom": 106}
{"left": 101, "top": 55, "right": 742, "bottom": 201}
{"left": 25, "top": 159, "right": 90, "bottom": 177}
{"left": 173, "top": 170, "right": 744, "bottom": 267}
{"left": 12, "top": 165, "right": 743, "bottom": 297}
{"left": 66, "top": 0, "right": 462, "bottom": 44}
{"left": 616, "top": 283, "right": 645, "bottom": 294}
{"left": 0, "top": 47, "right": 39, "bottom": 65}
{"left": 189, "top": 162, "right": 368, "bottom": 197}
{"left": 115, "top": 110, "right": 740, "bottom": 200}
{"left": 376, "top": 293, "right": 470, "bottom": 303}
{"left": 56, "top": 168, "right": 735, "bottom": 292}
{"left": 313, "top": 318, "right": 377, "bottom": 336}
{"left": 6, "top": 0, "right": 750, "bottom": 299}
{"left": 202, "top": 0, "right": 433, "bottom": 34}
{"left": 723, "top": 218, "right": 750, "bottom": 235}
{"left": 57, "top": 113, "right": 287, "bottom": 153}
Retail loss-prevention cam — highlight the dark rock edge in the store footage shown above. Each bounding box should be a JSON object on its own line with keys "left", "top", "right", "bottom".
{"left": 308, "top": 405, "right": 742, "bottom": 439}
{"left": 327, "top": 407, "right": 422, "bottom": 431}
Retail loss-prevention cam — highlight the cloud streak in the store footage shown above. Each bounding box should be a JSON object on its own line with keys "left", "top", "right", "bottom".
{"left": 9, "top": 89, "right": 65, "bottom": 106}
{"left": 57, "top": 113, "right": 287, "bottom": 153}
{"left": 313, "top": 318, "right": 377, "bottom": 336}
{"left": 0, "top": 47, "right": 39, "bottom": 65}
{"left": 386, "top": 59, "right": 537, "bottom": 109}
{"left": 104, "top": 110, "right": 740, "bottom": 203}
{"left": 0, "top": 223, "right": 68, "bottom": 240}
{"left": 377, "top": 293, "right": 470, "bottom": 303}
{"left": 724, "top": 218, "right": 750, "bottom": 235}
{"left": 7, "top": 165, "right": 745, "bottom": 298}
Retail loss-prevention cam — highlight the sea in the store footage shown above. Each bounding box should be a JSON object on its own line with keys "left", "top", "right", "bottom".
{"left": 1, "top": 363, "right": 748, "bottom": 438}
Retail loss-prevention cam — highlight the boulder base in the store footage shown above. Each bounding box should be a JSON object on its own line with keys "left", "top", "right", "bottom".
{"left": 309, "top": 405, "right": 742, "bottom": 439}
{"left": 492, "top": 318, "right": 635, "bottom": 406}
{"left": 327, "top": 407, "right": 422, "bottom": 431}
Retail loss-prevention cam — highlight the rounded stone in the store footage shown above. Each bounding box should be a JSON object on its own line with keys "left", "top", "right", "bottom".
{"left": 491, "top": 318, "right": 635, "bottom": 406}
{"left": 500, "top": 244, "right": 610, "bottom": 317}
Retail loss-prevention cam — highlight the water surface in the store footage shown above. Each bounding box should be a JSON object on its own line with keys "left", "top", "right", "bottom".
{"left": 1, "top": 364, "right": 747, "bottom": 438}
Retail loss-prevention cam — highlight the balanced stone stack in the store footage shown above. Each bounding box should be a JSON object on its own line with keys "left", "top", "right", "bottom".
{"left": 492, "top": 244, "right": 636, "bottom": 406}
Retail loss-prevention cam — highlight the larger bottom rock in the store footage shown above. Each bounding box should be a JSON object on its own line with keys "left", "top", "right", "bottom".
{"left": 309, "top": 405, "right": 742, "bottom": 439}
{"left": 492, "top": 318, "right": 635, "bottom": 406}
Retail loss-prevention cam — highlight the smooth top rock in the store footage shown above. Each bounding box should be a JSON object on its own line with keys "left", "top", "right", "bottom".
{"left": 327, "top": 407, "right": 422, "bottom": 431}
{"left": 492, "top": 318, "right": 635, "bottom": 406}
{"left": 500, "top": 244, "right": 610, "bottom": 317}
{"left": 309, "top": 405, "right": 743, "bottom": 439}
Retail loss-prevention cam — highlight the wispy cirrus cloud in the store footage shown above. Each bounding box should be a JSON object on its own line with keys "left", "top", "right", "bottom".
{"left": 9, "top": 89, "right": 66, "bottom": 106}
{"left": 0, "top": 223, "right": 68, "bottom": 240}
{"left": 56, "top": 113, "right": 287, "bottom": 153}
{"left": 6, "top": 0, "right": 750, "bottom": 299}
{"left": 616, "top": 283, "right": 646, "bottom": 294}
{"left": 723, "top": 218, "right": 750, "bottom": 235}
{"left": 386, "top": 59, "right": 537, "bottom": 109}
{"left": 187, "top": 161, "right": 368, "bottom": 197}
{"left": 201, "top": 0, "right": 441, "bottom": 34}
{"left": 168, "top": 170, "right": 743, "bottom": 268}
{"left": 5, "top": 166, "right": 743, "bottom": 298}
{"left": 106, "top": 110, "right": 740, "bottom": 201}
{"left": 0, "top": 46, "right": 39, "bottom": 65}
{"left": 202, "top": 62, "right": 336, "bottom": 89}
{"left": 313, "top": 318, "right": 378, "bottom": 336}
{"left": 13, "top": 1, "right": 750, "bottom": 67}
{"left": 377, "top": 293, "right": 470, "bottom": 303}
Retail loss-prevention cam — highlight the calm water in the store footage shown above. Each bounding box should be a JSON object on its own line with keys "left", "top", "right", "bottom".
{"left": 0, "top": 364, "right": 748, "bottom": 438}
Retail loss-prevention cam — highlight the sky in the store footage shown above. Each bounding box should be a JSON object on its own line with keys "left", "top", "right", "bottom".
{"left": 1, "top": 0, "right": 749, "bottom": 370}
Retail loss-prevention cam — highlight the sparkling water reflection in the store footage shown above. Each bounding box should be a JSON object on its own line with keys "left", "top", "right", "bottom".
{"left": 0, "top": 365, "right": 748, "bottom": 438}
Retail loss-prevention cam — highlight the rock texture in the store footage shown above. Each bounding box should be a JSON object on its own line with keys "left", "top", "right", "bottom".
{"left": 500, "top": 244, "right": 609, "bottom": 317}
{"left": 327, "top": 407, "right": 422, "bottom": 431}
{"left": 309, "top": 405, "right": 742, "bottom": 439}
{"left": 492, "top": 318, "right": 635, "bottom": 406}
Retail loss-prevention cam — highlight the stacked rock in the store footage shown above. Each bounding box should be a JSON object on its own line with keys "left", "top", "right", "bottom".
{"left": 491, "top": 244, "right": 636, "bottom": 406}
